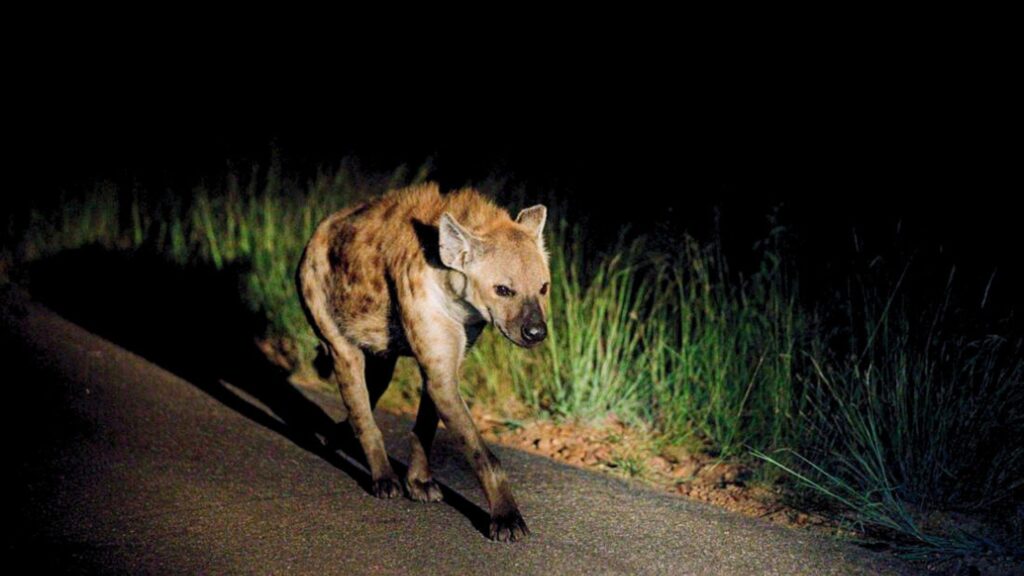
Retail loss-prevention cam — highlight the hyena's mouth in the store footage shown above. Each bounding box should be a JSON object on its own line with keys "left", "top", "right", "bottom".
{"left": 493, "top": 321, "right": 516, "bottom": 344}
{"left": 494, "top": 322, "right": 542, "bottom": 349}
{"left": 492, "top": 319, "right": 526, "bottom": 348}
{"left": 488, "top": 307, "right": 540, "bottom": 349}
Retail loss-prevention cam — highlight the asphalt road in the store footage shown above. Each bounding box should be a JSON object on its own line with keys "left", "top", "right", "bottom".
{"left": 4, "top": 290, "right": 915, "bottom": 575}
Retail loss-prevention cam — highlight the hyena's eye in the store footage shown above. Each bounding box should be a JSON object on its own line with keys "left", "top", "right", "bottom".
{"left": 540, "top": 282, "right": 549, "bottom": 296}
{"left": 495, "top": 285, "right": 516, "bottom": 298}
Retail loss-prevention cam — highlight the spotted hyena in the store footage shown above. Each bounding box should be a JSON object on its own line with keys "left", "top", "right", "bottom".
{"left": 297, "top": 183, "right": 549, "bottom": 542}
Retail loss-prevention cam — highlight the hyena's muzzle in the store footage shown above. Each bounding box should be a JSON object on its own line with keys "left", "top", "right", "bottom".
{"left": 516, "top": 298, "right": 547, "bottom": 347}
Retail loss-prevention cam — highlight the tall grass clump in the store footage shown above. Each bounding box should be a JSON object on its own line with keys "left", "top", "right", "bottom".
{"left": 758, "top": 263, "right": 1024, "bottom": 556}
{"left": 538, "top": 230, "right": 653, "bottom": 419}
{"left": 638, "top": 231, "right": 803, "bottom": 455}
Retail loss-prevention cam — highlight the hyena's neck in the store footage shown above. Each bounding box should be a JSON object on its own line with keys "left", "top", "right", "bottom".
{"left": 432, "top": 267, "right": 487, "bottom": 326}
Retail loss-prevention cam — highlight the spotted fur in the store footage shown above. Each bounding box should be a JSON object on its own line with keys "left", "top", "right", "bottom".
{"left": 297, "top": 182, "right": 549, "bottom": 542}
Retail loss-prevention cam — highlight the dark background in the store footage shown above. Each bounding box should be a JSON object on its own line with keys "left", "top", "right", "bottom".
{"left": 7, "top": 62, "right": 1020, "bottom": 326}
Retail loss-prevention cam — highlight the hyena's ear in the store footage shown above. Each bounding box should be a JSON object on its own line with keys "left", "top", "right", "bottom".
{"left": 516, "top": 205, "right": 547, "bottom": 242}
{"left": 439, "top": 212, "right": 480, "bottom": 272}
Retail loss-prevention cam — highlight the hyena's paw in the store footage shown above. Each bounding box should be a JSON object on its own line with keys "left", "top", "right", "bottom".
{"left": 370, "top": 475, "right": 403, "bottom": 499}
{"left": 488, "top": 507, "right": 529, "bottom": 542}
{"left": 405, "top": 477, "right": 444, "bottom": 502}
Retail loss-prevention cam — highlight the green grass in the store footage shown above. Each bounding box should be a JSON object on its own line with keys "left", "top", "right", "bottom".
{"left": 757, "top": 265, "right": 1024, "bottom": 557}
{"left": 6, "top": 159, "right": 1022, "bottom": 560}
{"left": 609, "top": 455, "right": 647, "bottom": 478}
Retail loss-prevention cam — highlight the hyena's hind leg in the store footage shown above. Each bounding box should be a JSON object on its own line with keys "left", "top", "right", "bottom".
{"left": 405, "top": 368, "right": 443, "bottom": 502}
{"left": 327, "top": 351, "right": 395, "bottom": 458}
{"left": 326, "top": 336, "right": 402, "bottom": 498}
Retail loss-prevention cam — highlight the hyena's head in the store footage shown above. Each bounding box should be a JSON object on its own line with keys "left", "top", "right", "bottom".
{"left": 439, "top": 205, "right": 550, "bottom": 348}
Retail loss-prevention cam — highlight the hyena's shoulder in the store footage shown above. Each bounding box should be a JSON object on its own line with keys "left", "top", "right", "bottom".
{"left": 345, "top": 183, "right": 513, "bottom": 269}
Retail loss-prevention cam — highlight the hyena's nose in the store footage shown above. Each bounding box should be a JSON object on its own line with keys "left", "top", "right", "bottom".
{"left": 522, "top": 322, "right": 547, "bottom": 344}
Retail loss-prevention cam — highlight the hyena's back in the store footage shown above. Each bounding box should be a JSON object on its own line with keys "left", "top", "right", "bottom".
{"left": 297, "top": 182, "right": 509, "bottom": 355}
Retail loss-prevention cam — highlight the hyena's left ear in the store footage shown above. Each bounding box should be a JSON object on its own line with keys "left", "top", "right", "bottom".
{"left": 516, "top": 205, "right": 547, "bottom": 243}
{"left": 439, "top": 212, "right": 481, "bottom": 272}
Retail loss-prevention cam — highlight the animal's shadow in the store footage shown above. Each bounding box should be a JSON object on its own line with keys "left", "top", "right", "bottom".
{"left": 24, "top": 246, "right": 490, "bottom": 536}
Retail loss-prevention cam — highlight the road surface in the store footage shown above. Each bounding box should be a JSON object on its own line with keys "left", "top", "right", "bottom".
{"left": 4, "top": 289, "right": 914, "bottom": 574}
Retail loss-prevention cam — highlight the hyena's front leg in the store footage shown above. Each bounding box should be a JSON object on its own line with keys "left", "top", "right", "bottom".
{"left": 327, "top": 338, "right": 402, "bottom": 499}
{"left": 405, "top": 376, "right": 444, "bottom": 502}
{"left": 421, "top": 362, "right": 528, "bottom": 541}
{"left": 427, "top": 371, "right": 528, "bottom": 540}
{"left": 401, "top": 279, "right": 528, "bottom": 540}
